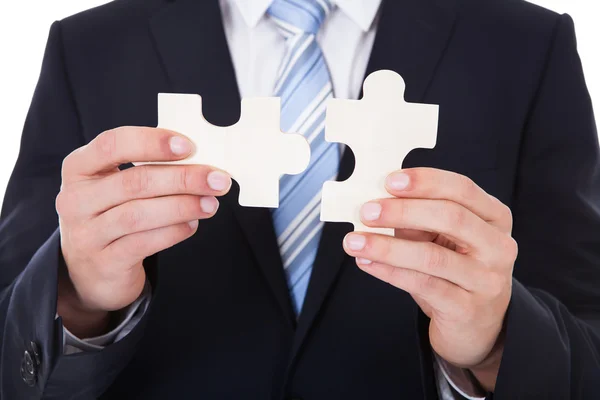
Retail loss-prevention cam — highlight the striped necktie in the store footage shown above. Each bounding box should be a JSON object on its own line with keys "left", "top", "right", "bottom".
{"left": 268, "top": 0, "right": 340, "bottom": 316}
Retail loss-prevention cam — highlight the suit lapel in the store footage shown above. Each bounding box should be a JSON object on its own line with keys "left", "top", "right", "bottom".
{"left": 290, "top": 0, "right": 458, "bottom": 364}
{"left": 367, "top": 0, "right": 458, "bottom": 103}
{"left": 148, "top": 0, "right": 296, "bottom": 328}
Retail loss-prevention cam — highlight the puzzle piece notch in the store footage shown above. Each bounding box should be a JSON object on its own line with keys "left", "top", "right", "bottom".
{"left": 135, "top": 93, "right": 311, "bottom": 208}
{"left": 320, "top": 70, "right": 439, "bottom": 235}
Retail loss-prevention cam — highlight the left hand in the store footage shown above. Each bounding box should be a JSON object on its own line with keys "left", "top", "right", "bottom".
{"left": 343, "top": 168, "right": 518, "bottom": 390}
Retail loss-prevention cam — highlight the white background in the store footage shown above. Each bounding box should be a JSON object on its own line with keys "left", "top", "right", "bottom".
{"left": 0, "top": 0, "right": 598, "bottom": 207}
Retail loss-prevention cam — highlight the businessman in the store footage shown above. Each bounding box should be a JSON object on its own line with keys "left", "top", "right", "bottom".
{"left": 1, "top": 0, "right": 599, "bottom": 399}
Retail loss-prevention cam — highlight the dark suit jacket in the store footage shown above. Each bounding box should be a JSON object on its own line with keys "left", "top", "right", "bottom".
{"left": 1, "top": 0, "right": 599, "bottom": 399}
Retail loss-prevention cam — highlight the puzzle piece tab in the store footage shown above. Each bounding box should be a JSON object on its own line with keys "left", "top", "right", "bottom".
{"left": 136, "top": 94, "right": 311, "bottom": 208}
{"left": 320, "top": 70, "right": 439, "bottom": 235}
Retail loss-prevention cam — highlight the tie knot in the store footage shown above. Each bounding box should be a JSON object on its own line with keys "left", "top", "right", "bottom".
{"left": 268, "top": 0, "right": 333, "bottom": 37}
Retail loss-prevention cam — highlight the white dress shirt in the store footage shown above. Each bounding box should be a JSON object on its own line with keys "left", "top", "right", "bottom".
{"left": 63, "top": 1, "right": 486, "bottom": 398}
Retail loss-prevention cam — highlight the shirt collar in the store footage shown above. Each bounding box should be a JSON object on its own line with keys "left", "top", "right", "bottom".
{"left": 231, "top": 0, "right": 382, "bottom": 32}
{"left": 333, "top": 0, "right": 381, "bottom": 32}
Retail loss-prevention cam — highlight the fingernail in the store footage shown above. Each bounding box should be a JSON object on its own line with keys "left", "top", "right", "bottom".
{"left": 169, "top": 136, "right": 192, "bottom": 156}
{"left": 207, "top": 171, "right": 231, "bottom": 191}
{"left": 361, "top": 202, "right": 382, "bottom": 221}
{"left": 345, "top": 233, "right": 366, "bottom": 251}
{"left": 200, "top": 196, "right": 219, "bottom": 214}
{"left": 356, "top": 258, "right": 372, "bottom": 265}
{"left": 188, "top": 220, "right": 199, "bottom": 230}
{"left": 386, "top": 172, "right": 410, "bottom": 191}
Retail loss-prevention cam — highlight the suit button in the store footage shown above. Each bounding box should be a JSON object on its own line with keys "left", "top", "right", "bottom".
{"left": 20, "top": 341, "right": 41, "bottom": 387}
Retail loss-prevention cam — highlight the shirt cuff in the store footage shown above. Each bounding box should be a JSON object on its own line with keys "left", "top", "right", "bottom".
{"left": 60, "top": 280, "right": 152, "bottom": 355}
{"left": 434, "top": 352, "right": 487, "bottom": 400}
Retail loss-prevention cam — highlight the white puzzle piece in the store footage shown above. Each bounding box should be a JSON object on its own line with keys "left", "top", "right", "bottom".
{"left": 320, "top": 70, "right": 439, "bottom": 235}
{"left": 135, "top": 94, "right": 311, "bottom": 208}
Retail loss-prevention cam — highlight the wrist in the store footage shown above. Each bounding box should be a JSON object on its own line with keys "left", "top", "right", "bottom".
{"left": 57, "top": 268, "right": 111, "bottom": 338}
{"left": 468, "top": 330, "right": 506, "bottom": 392}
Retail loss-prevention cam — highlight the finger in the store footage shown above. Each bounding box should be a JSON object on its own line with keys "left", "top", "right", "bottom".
{"left": 356, "top": 261, "right": 467, "bottom": 313}
{"left": 344, "top": 232, "right": 482, "bottom": 290}
{"left": 360, "top": 198, "right": 501, "bottom": 254}
{"left": 385, "top": 168, "right": 512, "bottom": 233}
{"left": 70, "top": 165, "right": 231, "bottom": 216}
{"left": 95, "top": 195, "right": 218, "bottom": 245}
{"left": 63, "top": 127, "right": 193, "bottom": 182}
{"left": 103, "top": 220, "right": 199, "bottom": 266}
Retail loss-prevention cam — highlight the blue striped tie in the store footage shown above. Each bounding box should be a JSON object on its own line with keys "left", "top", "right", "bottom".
{"left": 268, "top": 0, "right": 340, "bottom": 316}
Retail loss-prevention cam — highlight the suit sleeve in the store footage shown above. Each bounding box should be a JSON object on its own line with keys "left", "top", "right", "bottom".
{"left": 494, "top": 14, "right": 600, "bottom": 399}
{"left": 0, "top": 21, "right": 151, "bottom": 400}
{"left": 63, "top": 284, "right": 151, "bottom": 354}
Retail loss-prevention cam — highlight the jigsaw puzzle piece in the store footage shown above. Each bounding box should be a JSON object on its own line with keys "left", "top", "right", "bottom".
{"left": 135, "top": 94, "right": 310, "bottom": 208}
{"left": 320, "top": 70, "right": 439, "bottom": 235}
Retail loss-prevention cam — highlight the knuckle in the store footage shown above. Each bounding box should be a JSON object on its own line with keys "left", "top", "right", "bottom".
{"left": 182, "top": 196, "right": 206, "bottom": 220}
{"left": 390, "top": 199, "right": 408, "bottom": 224}
{"left": 175, "top": 197, "right": 196, "bottom": 220}
{"left": 378, "top": 236, "right": 394, "bottom": 261}
{"left": 61, "top": 151, "right": 77, "bottom": 177}
{"left": 380, "top": 266, "right": 395, "bottom": 285}
{"left": 175, "top": 199, "right": 188, "bottom": 220}
{"left": 96, "top": 129, "right": 118, "bottom": 159}
{"left": 501, "top": 236, "right": 519, "bottom": 261}
{"left": 117, "top": 207, "right": 143, "bottom": 231}
{"left": 423, "top": 243, "right": 447, "bottom": 272}
{"left": 386, "top": 267, "right": 403, "bottom": 286}
{"left": 500, "top": 203, "right": 513, "bottom": 225}
{"left": 177, "top": 167, "right": 191, "bottom": 192}
{"left": 444, "top": 202, "right": 466, "bottom": 230}
{"left": 176, "top": 222, "right": 195, "bottom": 239}
{"left": 459, "top": 175, "right": 478, "bottom": 199}
{"left": 178, "top": 166, "right": 205, "bottom": 193}
{"left": 55, "top": 191, "right": 69, "bottom": 216}
{"left": 486, "top": 271, "right": 509, "bottom": 299}
{"left": 419, "top": 273, "right": 438, "bottom": 293}
{"left": 425, "top": 168, "right": 444, "bottom": 193}
{"left": 55, "top": 188, "right": 80, "bottom": 218}
{"left": 122, "top": 167, "right": 150, "bottom": 196}
{"left": 141, "top": 129, "right": 157, "bottom": 156}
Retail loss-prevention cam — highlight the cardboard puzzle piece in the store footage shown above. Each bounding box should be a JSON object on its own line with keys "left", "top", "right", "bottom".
{"left": 135, "top": 94, "right": 311, "bottom": 208}
{"left": 320, "top": 70, "right": 439, "bottom": 236}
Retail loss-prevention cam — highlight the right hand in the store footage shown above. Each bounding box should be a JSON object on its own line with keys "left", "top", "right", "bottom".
{"left": 56, "top": 127, "right": 231, "bottom": 335}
